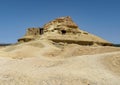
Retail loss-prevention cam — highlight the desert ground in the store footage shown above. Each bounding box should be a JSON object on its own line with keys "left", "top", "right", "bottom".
{"left": 0, "top": 39, "right": 120, "bottom": 85}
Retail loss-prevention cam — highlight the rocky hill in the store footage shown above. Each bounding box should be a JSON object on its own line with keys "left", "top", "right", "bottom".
{"left": 18, "top": 16, "right": 112, "bottom": 46}
{"left": 0, "top": 16, "right": 119, "bottom": 85}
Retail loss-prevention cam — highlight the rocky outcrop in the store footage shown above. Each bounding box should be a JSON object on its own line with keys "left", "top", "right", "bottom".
{"left": 18, "top": 16, "right": 113, "bottom": 46}
{"left": 43, "top": 16, "right": 80, "bottom": 34}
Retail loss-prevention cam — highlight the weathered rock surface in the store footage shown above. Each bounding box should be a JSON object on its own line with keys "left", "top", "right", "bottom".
{"left": 18, "top": 16, "right": 112, "bottom": 46}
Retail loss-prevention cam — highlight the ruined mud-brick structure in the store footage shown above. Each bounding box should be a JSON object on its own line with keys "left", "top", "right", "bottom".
{"left": 18, "top": 16, "right": 113, "bottom": 46}
{"left": 18, "top": 28, "right": 43, "bottom": 42}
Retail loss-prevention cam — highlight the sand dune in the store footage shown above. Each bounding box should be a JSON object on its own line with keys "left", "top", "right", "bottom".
{"left": 0, "top": 39, "right": 120, "bottom": 85}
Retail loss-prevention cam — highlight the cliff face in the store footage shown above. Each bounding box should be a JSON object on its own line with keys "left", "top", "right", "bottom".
{"left": 18, "top": 16, "right": 113, "bottom": 46}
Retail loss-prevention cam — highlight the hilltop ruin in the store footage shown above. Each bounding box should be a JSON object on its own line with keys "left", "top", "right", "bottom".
{"left": 18, "top": 16, "right": 113, "bottom": 46}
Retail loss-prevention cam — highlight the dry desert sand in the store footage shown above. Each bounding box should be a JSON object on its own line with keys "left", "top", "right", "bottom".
{"left": 0, "top": 39, "right": 120, "bottom": 85}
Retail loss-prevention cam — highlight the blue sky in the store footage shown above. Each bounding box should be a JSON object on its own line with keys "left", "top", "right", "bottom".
{"left": 0, "top": 0, "right": 120, "bottom": 44}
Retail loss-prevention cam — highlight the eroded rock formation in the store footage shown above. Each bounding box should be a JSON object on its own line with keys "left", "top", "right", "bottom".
{"left": 18, "top": 16, "right": 113, "bottom": 46}
{"left": 43, "top": 16, "right": 80, "bottom": 34}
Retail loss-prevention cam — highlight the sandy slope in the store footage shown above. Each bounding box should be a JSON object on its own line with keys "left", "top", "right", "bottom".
{"left": 0, "top": 39, "right": 120, "bottom": 85}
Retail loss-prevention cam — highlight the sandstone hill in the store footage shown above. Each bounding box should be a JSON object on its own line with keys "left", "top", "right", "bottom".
{"left": 0, "top": 16, "right": 120, "bottom": 85}
{"left": 18, "top": 16, "right": 112, "bottom": 46}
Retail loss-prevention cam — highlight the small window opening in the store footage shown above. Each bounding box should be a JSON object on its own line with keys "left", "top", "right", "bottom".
{"left": 40, "top": 28, "right": 44, "bottom": 35}
{"left": 61, "top": 30, "right": 66, "bottom": 35}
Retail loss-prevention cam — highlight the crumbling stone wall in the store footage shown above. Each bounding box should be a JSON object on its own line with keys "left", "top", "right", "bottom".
{"left": 25, "top": 28, "right": 43, "bottom": 36}
{"left": 18, "top": 27, "right": 43, "bottom": 43}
